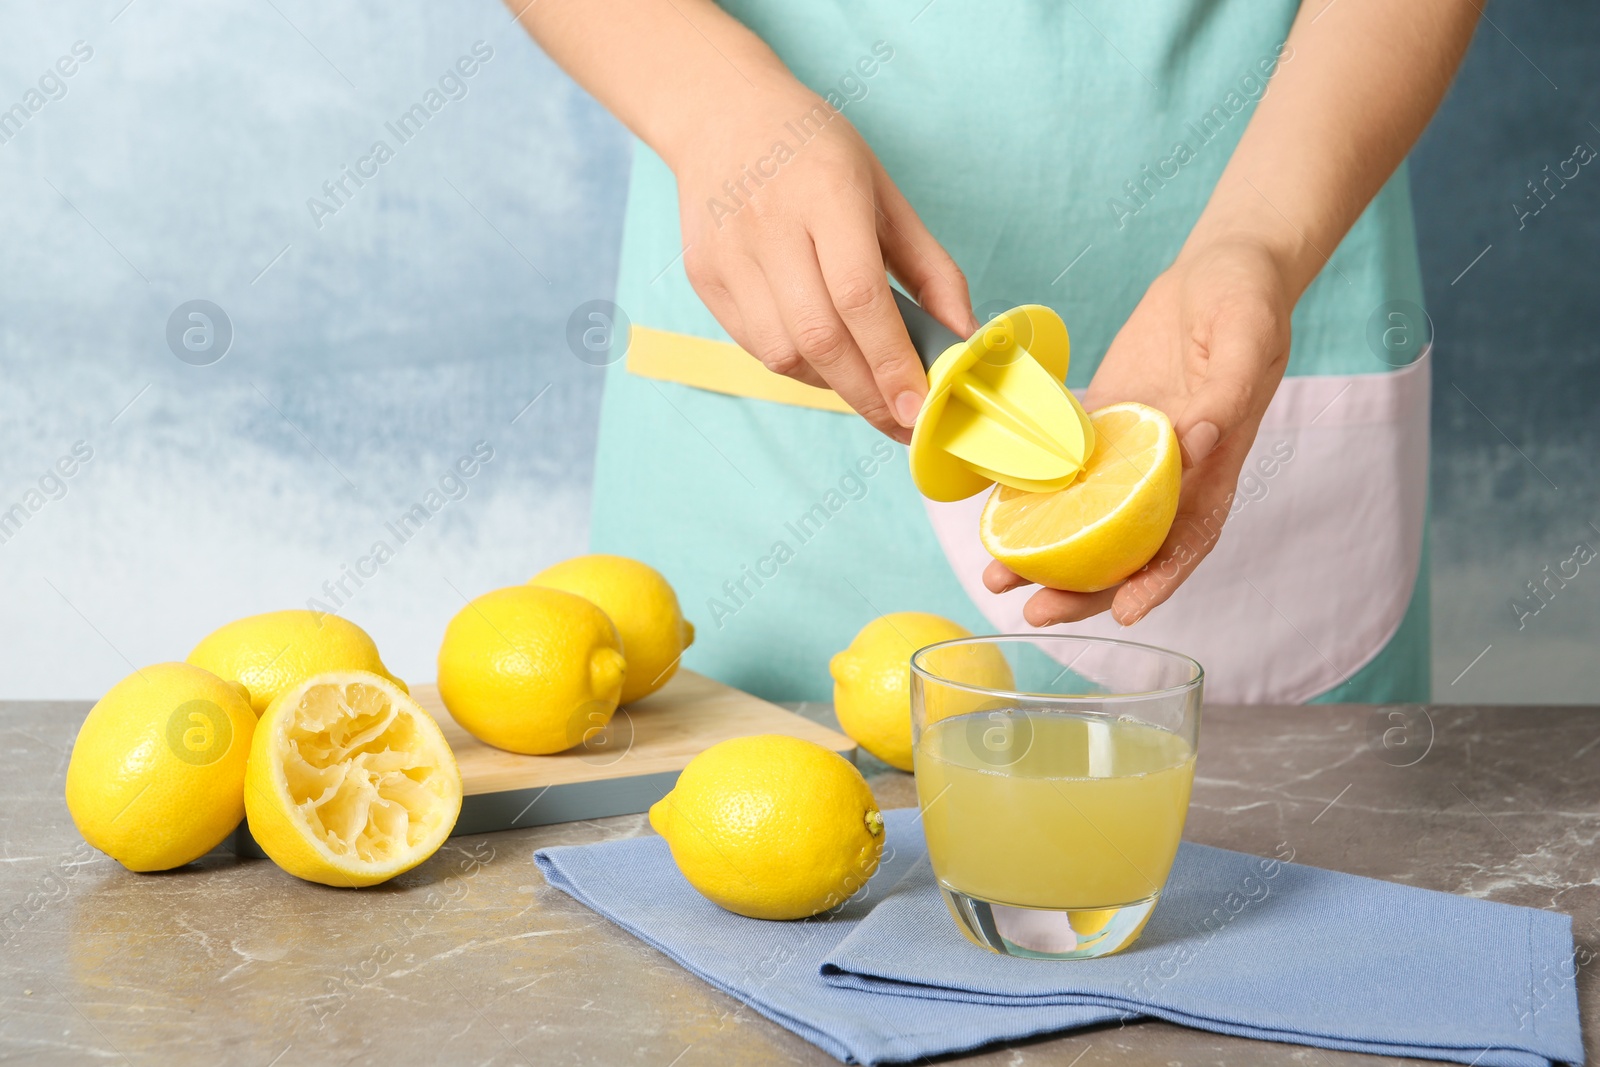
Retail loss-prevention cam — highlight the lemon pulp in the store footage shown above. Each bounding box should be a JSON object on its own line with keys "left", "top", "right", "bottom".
{"left": 247, "top": 671, "right": 461, "bottom": 887}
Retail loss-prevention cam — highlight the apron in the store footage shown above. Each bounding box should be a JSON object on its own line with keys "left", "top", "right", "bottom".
{"left": 589, "top": 0, "right": 1431, "bottom": 705}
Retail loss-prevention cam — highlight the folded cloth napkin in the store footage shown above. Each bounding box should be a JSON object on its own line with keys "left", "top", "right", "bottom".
{"left": 824, "top": 815, "right": 1584, "bottom": 1067}
{"left": 537, "top": 809, "right": 1584, "bottom": 1066}
{"left": 533, "top": 810, "right": 1128, "bottom": 1064}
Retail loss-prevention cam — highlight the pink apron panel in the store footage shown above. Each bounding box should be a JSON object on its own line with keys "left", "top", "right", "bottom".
{"left": 921, "top": 358, "right": 1430, "bottom": 705}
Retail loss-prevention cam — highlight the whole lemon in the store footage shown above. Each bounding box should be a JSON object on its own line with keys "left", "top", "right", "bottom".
{"left": 187, "top": 610, "right": 406, "bottom": 716}
{"left": 649, "top": 735, "right": 884, "bottom": 920}
{"left": 530, "top": 554, "right": 694, "bottom": 704}
{"left": 437, "top": 585, "right": 626, "bottom": 755}
{"left": 830, "top": 613, "right": 1012, "bottom": 771}
{"left": 246, "top": 670, "right": 461, "bottom": 888}
{"left": 65, "top": 662, "right": 257, "bottom": 872}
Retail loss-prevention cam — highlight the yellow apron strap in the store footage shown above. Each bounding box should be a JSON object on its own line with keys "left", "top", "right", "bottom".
{"left": 626, "top": 325, "right": 854, "bottom": 415}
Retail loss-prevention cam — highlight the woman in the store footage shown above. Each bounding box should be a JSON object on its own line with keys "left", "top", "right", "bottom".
{"left": 514, "top": 0, "right": 1477, "bottom": 704}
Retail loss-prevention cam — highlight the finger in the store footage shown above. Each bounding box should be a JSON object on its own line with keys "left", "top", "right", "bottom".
{"left": 1111, "top": 433, "right": 1254, "bottom": 624}
{"left": 694, "top": 254, "right": 830, "bottom": 390}
{"left": 983, "top": 559, "right": 1031, "bottom": 594}
{"left": 718, "top": 261, "right": 830, "bottom": 390}
{"left": 1174, "top": 302, "right": 1287, "bottom": 468}
{"left": 1022, "top": 586, "right": 1118, "bottom": 627}
{"left": 810, "top": 208, "right": 929, "bottom": 428}
{"left": 683, "top": 247, "right": 748, "bottom": 348}
{"left": 1109, "top": 514, "right": 1212, "bottom": 626}
{"left": 872, "top": 166, "right": 978, "bottom": 338}
{"left": 760, "top": 231, "right": 905, "bottom": 439}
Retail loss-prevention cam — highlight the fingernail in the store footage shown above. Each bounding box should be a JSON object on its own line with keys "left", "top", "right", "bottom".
{"left": 1180, "top": 421, "right": 1220, "bottom": 466}
{"left": 893, "top": 390, "right": 923, "bottom": 427}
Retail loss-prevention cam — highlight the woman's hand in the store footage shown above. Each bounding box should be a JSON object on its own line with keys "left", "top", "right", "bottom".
{"left": 672, "top": 87, "right": 976, "bottom": 443}
{"left": 509, "top": 0, "right": 976, "bottom": 441}
{"left": 975, "top": 0, "right": 1478, "bottom": 629}
{"left": 983, "top": 238, "right": 1293, "bottom": 625}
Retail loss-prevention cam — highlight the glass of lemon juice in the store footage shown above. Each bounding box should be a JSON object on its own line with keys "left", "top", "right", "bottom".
{"left": 911, "top": 635, "right": 1202, "bottom": 959}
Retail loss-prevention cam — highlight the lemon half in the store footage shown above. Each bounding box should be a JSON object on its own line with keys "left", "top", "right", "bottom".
{"left": 244, "top": 670, "right": 461, "bottom": 888}
{"left": 980, "top": 402, "right": 1180, "bottom": 592}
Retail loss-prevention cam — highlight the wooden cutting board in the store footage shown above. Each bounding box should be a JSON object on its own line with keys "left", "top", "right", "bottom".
{"left": 231, "top": 669, "right": 854, "bottom": 853}
{"left": 422, "top": 669, "right": 855, "bottom": 833}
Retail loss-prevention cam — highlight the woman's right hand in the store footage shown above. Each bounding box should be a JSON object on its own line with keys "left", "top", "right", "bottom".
{"left": 668, "top": 86, "right": 976, "bottom": 443}
{"left": 508, "top": 0, "right": 972, "bottom": 440}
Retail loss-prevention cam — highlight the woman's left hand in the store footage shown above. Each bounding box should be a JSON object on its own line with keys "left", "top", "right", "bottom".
{"left": 983, "top": 237, "right": 1294, "bottom": 626}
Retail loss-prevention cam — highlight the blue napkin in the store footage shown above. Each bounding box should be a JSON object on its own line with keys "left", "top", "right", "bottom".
{"left": 534, "top": 810, "right": 1128, "bottom": 1064}
{"left": 536, "top": 809, "right": 1584, "bottom": 1066}
{"left": 824, "top": 815, "right": 1584, "bottom": 1067}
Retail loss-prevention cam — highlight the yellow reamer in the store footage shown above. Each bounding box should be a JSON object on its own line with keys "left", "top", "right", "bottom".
{"left": 895, "top": 291, "right": 1093, "bottom": 502}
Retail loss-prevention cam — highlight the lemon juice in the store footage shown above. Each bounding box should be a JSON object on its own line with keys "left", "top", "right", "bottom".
{"left": 915, "top": 710, "right": 1195, "bottom": 913}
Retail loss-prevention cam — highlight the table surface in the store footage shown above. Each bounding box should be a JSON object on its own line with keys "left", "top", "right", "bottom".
{"left": 2, "top": 699, "right": 1595, "bottom": 1066}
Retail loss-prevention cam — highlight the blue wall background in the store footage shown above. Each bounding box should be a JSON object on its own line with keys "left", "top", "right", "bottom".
{"left": 0, "top": 0, "right": 1594, "bottom": 702}
{"left": 1413, "top": 1, "right": 1600, "bottom": 701}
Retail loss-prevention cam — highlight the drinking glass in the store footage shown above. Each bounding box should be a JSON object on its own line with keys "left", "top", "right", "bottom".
{"left": 910, "top": 634, "right": 1203, "bottom": 959}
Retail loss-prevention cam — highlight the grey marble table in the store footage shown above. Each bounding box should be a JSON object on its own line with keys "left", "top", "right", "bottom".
{"left": 2, "top": 700, "right": 1595, "bottom": 1066}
